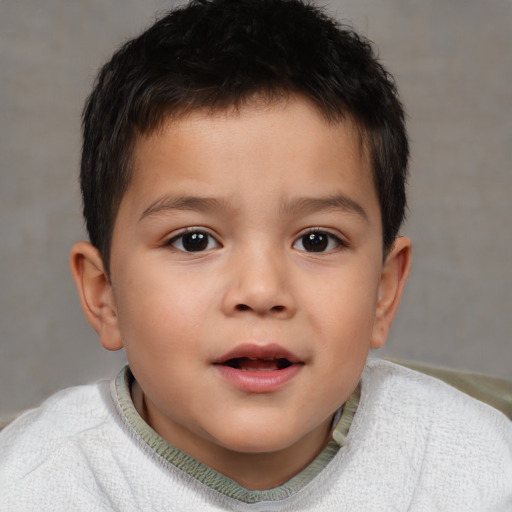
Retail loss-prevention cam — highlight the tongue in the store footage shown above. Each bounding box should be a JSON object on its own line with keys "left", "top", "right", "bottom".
{"left": 238, "top": 358, "right": 280, "bottom": 371}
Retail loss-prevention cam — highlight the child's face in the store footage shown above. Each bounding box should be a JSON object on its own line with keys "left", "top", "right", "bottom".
{"left": 74, "top": 97, "right": 410, "bottom": 486}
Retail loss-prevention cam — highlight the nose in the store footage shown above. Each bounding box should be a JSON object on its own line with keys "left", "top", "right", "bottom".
{"left": 221, "top": 245, "right": 297, "bottom": 318}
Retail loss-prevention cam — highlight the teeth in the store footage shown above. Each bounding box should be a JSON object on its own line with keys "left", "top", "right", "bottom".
{"left": 237, "top": 357, "right": 291, "bottom": 371}
{"left": 240, "top": 367, "right": 275, "bottom": 371}
{"left": 221, "top": 357, "right": 294, "bottom": 371}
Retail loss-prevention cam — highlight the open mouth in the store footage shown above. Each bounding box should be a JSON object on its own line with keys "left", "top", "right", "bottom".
{"left": 221, "top": 357, "right": 294, "bottom": 371}
{"left": 213, "top": 344, "right": 303, "bottom": 392}
{"left": 213, "top": 343, "right": 302, "bottom": 371}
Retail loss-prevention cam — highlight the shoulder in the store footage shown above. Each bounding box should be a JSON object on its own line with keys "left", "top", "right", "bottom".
{"left": 352, "top": 359, "right": 512, "bottom": 508}
{"left": 0, "top": 379, "right": 114, "bottom": 441}
{"left": 0, "top": 380, "right": 120, "bottom": 504}
{"left": 360, "top": 359, "right": 512, "bottom": 442}
{"left": 362, "top": 358, "right": 512, "bottom": 425}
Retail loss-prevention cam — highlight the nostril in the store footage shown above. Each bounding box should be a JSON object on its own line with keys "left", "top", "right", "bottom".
{"left": 234, "top": 304, "right": 286, "bottom": 313}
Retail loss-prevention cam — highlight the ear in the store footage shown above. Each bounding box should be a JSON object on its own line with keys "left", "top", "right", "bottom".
{"left": 370, "top": 236, "right": 412, "bottom": 349}
{"left": 70, "top": 241, "right": 124, "bottom": 351}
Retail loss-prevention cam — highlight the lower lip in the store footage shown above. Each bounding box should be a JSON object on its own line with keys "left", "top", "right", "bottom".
{"left": 214, "top": 364, "right": 303, "bottom": 393}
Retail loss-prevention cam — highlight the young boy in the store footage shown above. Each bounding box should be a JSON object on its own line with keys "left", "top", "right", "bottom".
{"left": 1, "top": 0, "right": 511, "bottom": 509}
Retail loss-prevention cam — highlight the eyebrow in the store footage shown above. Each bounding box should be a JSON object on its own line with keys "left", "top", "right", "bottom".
{"left": 139, "top": 195, "right": 232, "bottom": 222}
{"left": 139, "top": 193, "right": 368, "bottom": 222}
{"left": 279, "top": 194, "right": 368, "bottom": 222}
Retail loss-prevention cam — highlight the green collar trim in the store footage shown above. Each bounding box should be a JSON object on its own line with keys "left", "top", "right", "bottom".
{"left": 115, "top": 366, "right": 359, "bottom": 504}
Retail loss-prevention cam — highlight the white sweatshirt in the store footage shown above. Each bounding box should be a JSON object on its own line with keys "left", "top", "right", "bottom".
{"left": 1, "top": 359, "right": 511, "bottom": 511}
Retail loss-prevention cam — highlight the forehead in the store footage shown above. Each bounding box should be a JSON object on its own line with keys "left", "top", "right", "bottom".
{"left": 123, "top": 97, "right": 378, "bottom": 222}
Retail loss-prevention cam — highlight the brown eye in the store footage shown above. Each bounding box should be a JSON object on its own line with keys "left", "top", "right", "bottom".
{"left": 169, "top": 230, "right": 219, "bottom": 252}
{"left": 302, "top": 232, "right": 328, "bottom": 252}
{"left": 293, "top": 230, "right": 342, "bottom": 253}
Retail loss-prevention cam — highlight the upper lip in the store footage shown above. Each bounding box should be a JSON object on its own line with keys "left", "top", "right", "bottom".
{"left": 213, "top": 343, "right": 303, "bottom": 365}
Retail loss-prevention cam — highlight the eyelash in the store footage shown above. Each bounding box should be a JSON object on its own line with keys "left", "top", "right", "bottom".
{"left": 163, "top": 227, "right": 346, "bottom": 254}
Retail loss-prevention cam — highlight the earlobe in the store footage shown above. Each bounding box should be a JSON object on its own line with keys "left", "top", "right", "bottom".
{"left": 370, "top": 236, "right": 412, "bottom": 349}
{"left": 70, "top": 241, "right": 124, "bottom": 351}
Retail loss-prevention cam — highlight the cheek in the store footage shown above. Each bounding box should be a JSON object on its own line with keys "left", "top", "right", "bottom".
{"left": 115, "top": 262, "right": 220, "bottom": 350}
{"left": 303, "top": 268, "right": 379, "bottom": 341}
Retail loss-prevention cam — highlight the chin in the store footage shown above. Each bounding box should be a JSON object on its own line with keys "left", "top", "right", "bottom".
{"left": 212, "top": 424, "right": 304, "bottom": 455}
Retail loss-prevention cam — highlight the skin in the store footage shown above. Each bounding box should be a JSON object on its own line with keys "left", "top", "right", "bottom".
{"left": 71, "top": 97, "right": 411, "bottom": 490}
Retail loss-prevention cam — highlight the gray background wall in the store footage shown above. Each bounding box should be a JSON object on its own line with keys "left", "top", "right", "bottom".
{"left": 1, "top": 0, "right": 511, "bottom": 420}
